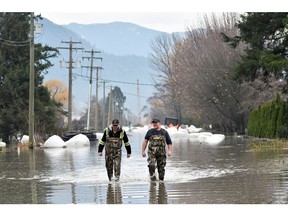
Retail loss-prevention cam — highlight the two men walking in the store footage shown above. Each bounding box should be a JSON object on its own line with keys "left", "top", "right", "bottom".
{"left": 98, "top": 118, "right": 172, "bottom": 182}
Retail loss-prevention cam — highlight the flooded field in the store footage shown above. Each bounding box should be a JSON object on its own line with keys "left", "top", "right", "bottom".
{"left": 1, "top": 131, "right": 288, "bottom": 205}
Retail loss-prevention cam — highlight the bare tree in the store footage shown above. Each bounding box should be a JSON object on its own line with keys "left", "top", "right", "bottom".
{"left": 149, "top": 33, "right": 182, "bottom": 120}
{"left": 176, "top": 13, "right": 246, "bottom": 131}
{"left": 149, "top": 12, "right": 283, "bottom": 133}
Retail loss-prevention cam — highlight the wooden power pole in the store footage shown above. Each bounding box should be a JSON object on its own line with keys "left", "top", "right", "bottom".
{"left": 137, "top": 79, "right": 141, "bottom": 125}
{"left": 102, "top": 80, "right": 106, "bottom": 130}
{"left": 82, "top": 50, "right": 102, "bottom": 131}
{"left": 58, "top": 39, "right": 82, "bottom": 131}
{"left": 94, "top": 66, "right": 103, "bottom": 131}
{"left": 107, "top": 86, "right": 113, "bottom": 127}
{"left": 28, "top": 12, "right": 35, "bottom": 149}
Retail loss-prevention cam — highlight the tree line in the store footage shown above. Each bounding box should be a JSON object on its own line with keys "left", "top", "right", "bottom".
{"left": 0, "top": 13, "right": 61, "bottom": 144}
{"left": 148, "top": 12, "right": 288, "bottom": 134}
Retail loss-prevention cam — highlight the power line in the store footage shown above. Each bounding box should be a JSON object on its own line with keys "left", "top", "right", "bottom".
{"left": 0, "top": 38, "right": 31, "bottom": 46}
{"left": 122, "top": 91, "right": 150, "bottom": 99}
{"left": 102, "top": 78, "right": 154, "bottom": 86}
{"left": 72, "top": 71, "right": 155, "bottom": 86}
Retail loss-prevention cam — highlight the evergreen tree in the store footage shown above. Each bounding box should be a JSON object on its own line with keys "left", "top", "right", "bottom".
{"left": 106, "top": 86, "right": 126, "bottom": 121}
{"left": 222, "top": 12, "right": 288, "bottom": 89}
{"left": 0, "top": 12, "right": 59, "bottom": 143}
{"left": 247, "top": 94, "right": 287, "bottom": 138}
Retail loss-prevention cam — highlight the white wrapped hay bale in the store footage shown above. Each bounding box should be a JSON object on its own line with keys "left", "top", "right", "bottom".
{"left": 20, "top": 135, "right": 29, "bottom": 145}
{"left": 204, "top": 134, "right": 225, "bottom": 145}
{"left": 0, "top": 141, "right": 6, "bottom": 148}
{"left": 65, "top": 134, "right": 90, "bottom": 147}
{"left": 43, "top": 135, "right": 66, "bottom": 148}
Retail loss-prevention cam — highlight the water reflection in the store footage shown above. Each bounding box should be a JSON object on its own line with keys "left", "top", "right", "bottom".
{"left": 149, "top": 182, "right": 167, "bottom": 204}
{"left": 107, "top": 183, "right": 122, "bottom": 204}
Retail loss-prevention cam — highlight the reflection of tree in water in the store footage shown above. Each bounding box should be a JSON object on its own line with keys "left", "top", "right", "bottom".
{"left": 149, "top": 182, "right": 167, "bottom": 204}
{"left": 106, "top": 183, "right": 122, "bottom": 204}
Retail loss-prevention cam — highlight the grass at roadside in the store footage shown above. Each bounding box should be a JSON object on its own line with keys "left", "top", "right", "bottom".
{"left": 248, "top": 138, "right": 288, "bottom": 152}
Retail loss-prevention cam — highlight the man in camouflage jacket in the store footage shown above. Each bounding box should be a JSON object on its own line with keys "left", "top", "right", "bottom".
{"left": 98, "top": 119, "right": 131, "bottom": 181}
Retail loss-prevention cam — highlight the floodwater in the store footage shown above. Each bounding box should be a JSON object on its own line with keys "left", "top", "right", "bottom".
{"left": 1, "top": 131, "right": 288, "bottom": 204}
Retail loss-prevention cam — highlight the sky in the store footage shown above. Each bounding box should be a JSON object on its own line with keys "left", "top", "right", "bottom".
{"left": 40, "top": 12, "right": 206, "bottom": 33}
{"left": 4, "top": 0, "right": 288, "bottom": 33}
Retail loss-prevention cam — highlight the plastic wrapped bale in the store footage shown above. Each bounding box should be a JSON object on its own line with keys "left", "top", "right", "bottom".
{"left": 65, "top": 134, "right": 90, "bottom": 147}
{"left": 43, "top": 135, "right": 66, "bottom": 148}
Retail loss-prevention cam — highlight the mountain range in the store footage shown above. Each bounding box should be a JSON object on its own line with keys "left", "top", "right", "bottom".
{"left": 38, "top": 18, "right": 183, "bottom": 119}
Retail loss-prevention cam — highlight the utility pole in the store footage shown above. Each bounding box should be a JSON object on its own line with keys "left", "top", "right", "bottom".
{"left": 107, "top": 86, "right": 113, "bottom": 127}
{"left": 94, "top": 66, "right": 103, "bottom": 131}
{"left": 137, "top": 79, "right": 141, "bottom": 125}
{"left": 82, "top": 50, "right": 102, "bottom": 131}
{"left": 102, "top": 80, "right": 106, "bottom": 130}
{"left": 58, "top": 39, "right": 82, "bottom": 131}
{"left": 28, "top": 12, "right": 34, "bottom": 149}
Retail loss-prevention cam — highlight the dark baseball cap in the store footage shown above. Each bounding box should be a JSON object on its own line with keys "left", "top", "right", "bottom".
{"left": 151, "top": 118, "right": 160, "bottom": 123}
{"left": 112, "top": 119, "right": 119, "bottom": 125}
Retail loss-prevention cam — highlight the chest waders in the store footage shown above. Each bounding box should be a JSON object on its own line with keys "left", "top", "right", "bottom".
{"left": 105, "top": 128, "right": 124, "bottom": 181}
{"left": 148, "top": 132, "right": 167, "bottom": 181}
